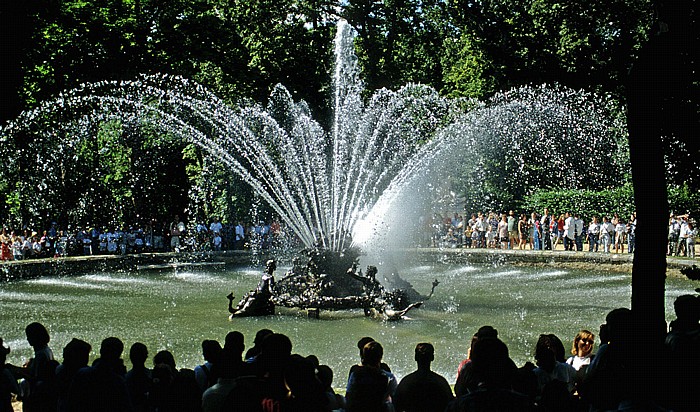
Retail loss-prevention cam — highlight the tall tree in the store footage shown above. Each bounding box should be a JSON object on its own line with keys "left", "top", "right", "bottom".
{"left": 441, "top": 0, "right": 654, "bottom": 98}
{"left": 626, "top": 0, "right": 697, "bottom": 405}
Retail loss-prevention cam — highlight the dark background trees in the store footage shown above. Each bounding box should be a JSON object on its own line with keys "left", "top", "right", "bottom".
{"left": 0, "top": 0, "right": 696, "bottom": 229}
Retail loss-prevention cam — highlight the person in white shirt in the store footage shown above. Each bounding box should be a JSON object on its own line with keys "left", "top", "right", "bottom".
{"left": 600, "top": 217, "right": 614, "bottom": 253}
{"left": 587, "top": 216, "right": 601, "bottom": 252}
{"left": 22, "top": 237, "right": 32, "bottom": 259}
{"left": 209, "top": 217, "right": 223, "bottom": 235}
{"left": 564, "top": 212, "right": 575, "bottom": 251}
{"left": 614, "top": 217, "right": 627, "bottom": 254}
{"left": 566, "top": 330, "right": 595, "bottom": 372}
{"left": 677, "top": 216, "right": 690, "bottom": 257}
{"left": 668, "top": 214, "right": 681, "bottom": 255}
{"left": 234, "top": 221, "right": 246, "bottom": 250}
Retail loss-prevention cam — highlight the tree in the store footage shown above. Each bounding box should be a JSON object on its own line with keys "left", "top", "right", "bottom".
{"left": 441, "top": 0, "right": 654, "bottom": 98}
{"left": 626, "top": 0, "right": 697, "bottom": 405}
{"left": 342, "top": 0, "right": 449, "bottom": 92}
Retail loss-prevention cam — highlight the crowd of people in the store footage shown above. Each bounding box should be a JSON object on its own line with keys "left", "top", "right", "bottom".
{"left": 1, "top": 295, "right": 697, "bottom": 411}
{"left": 0, "top": 208, "right": 696, "bottom": 262}
{"left": 0, "top": 216, "right": 290, "bottom": 262}
{"left": 426, "top": 209, "right": 697, "bottom": 258}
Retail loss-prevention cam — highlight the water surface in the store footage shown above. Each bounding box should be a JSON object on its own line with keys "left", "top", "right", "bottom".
{"left": 0, "top": 262, "right": 689, "bottom": 386}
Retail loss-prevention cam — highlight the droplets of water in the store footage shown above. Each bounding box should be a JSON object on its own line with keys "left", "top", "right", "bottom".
{"left": 1, "top": 20, "right": 626, "bottom": 255}
{"left": 442, "top": 295, "right": 460, "bottom": 314}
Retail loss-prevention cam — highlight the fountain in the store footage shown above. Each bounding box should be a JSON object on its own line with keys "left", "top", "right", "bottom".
{"left": 0, "top": 20, "right": 627, "bottom": 317}
{"left": 0, "top": 20, "right": 625, "bottom": 255}
{"left": 1, "top": 19, "right": 692, "bottom": 397}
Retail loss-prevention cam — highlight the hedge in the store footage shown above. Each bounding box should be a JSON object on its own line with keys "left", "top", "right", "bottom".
{"left": 522, "top": 183, "right": 699, "bottom": 221}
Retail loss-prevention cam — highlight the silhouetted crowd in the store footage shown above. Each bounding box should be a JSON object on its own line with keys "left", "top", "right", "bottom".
{"left": 2, "top": 293, "right": 698, "bottom": 412}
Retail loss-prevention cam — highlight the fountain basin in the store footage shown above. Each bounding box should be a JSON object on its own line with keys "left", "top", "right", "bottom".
{"left": 0, "top": 256, "right": 691, "bottom": 387}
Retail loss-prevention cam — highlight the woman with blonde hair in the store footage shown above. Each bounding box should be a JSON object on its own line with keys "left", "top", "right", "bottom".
{"left": 566, "top": 330, "right": 595, "bottom": 371}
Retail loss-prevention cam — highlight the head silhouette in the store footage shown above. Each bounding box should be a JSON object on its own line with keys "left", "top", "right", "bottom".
{"left": 129, "top": 342, "right": 148, "bottom": 367}
{"left": 361, "top": 341, "right": 383, "bottom": 367}
{"left": 25, "top": 322, "right": 50, "bottom": 349}
{"left": 100, "top": 337, "right": 124, "bottom": 361}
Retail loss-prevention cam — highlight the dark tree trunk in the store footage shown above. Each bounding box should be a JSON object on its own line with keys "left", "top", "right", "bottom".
{"left": 626, "top": 0, "right": 695, "bottom": 405}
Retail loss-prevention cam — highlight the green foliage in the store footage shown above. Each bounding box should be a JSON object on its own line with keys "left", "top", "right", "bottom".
{"left": 440, "top": 0, "right": 654, "bottom": 98}
{"left": 2, "top": 0, "right": 695, "bottom": 231}
{"left": 524, "top": 185, "right": 635, "bottom": 221}
{"left": 524, "top": 183, "right": 700, "bottom": 221}
{"left": 343, "top": 0, "right": 450, "bottom": 92}
{"left": 668, "top": 184, "right": 700, "bottom": 217}
{"left": 442, "top": 34, "right": 499, "bottom": 98}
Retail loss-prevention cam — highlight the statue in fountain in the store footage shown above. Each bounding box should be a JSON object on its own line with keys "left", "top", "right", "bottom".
{"left": 226, "top": 259, "right": 277, "bottom": 318}
{"left": 227, "top": 248, "right": 438, "bottom": 320}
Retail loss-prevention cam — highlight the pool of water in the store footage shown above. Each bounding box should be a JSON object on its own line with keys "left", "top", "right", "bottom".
{"left": 0, "top": 261, "right": 691, "bottom": 387}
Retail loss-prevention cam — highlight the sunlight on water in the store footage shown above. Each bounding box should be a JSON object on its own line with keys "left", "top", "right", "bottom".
{"left": 0, "top": 263, "right": 692, "bottom": 388}
{"left": 83, "top": 274, "right": 159, "bottom": 286}
{"left": 28, "top": 278, "right": 113, "bottom": 291}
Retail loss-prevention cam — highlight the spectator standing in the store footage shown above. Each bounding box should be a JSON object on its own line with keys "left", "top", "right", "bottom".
{"left": 208, "top": 217, "right": 222, "bottom": 237}
{"left": 393, "top": 343, "right": 454, "bottom": 412}
{"left": 518, "top": 214, "right": 528, "bottom": 250}
{"left": 588, "top": 217, "right": 600, "bottom": 252}
{"left": 447, "top": 337, "right": 533, "bottom": 412}
{"left": 552, "top": 214, "right": 565, "bottom": 250}
{"left": 0, "top": 229, "right": 12, "bottom": 261}
{"left": 507, "top": 211, "right": 518, "bottom": 249}
{"left": 22, "top": 235, "right": 32, "bottom": 259}
{"left": 686, "top": 222, "right": 696, "bottom": 258}
{"left": 677, "top": 216, "right": 690, "bottom": 256}
{"left": 170, "top": 215, "right": 184, "bottom": 252}
{"left": 55, "top": 338, "right": 91, "bottom": 412}
{"left": 125, "top": 343, "right": 151, "bottom": 412}
{"left": 627, "top": 214, "right": 637, "bottom": 254}
{"left": 234, "top": 221, "right": 245, "bottom": 250}
{"left": 21, "top": 322, "right": 57, "bottom": 412}
{"left": 564, "top": 212, "right": 575, "bottom": 251}
{"left": 600, "top": 217, "right": 614, "bottom": 253}
{"left": 212, "top": 232, "right": 222, "bottom": 251}
{"left": 346, "top": 341, "right": 394, "bottom": 412}
{"left": 528, "top": 213, "right": 538, "bottom": 250}
{"left": 668, "top": 214, "right": 681, "bottom": 255}
{"left": 66, "top": 337, "right": 131, "bottom": 412}
{"left": 476, "top": 213, "right": 487, "bottom": 248}
{"left": 497, "top": 215, "right": 509, "bottom": 250}
{"left": 541, "top": 208, "right": 552, "bottom": 250}
{"left": 574, "top": 213, "right": 584, "bottom": 251}
{"left": 0, "top": 338, "right": 20, "bottom": 412}
{"left": 614, "top": 216, "right": 626, "bottom": 253}
{"left": 487, "top": 212, "right": 499, "bottom": 248}
{"left": 565, "top": 330, "right": 595, "bottom": 395}
{"left": 11, "top": 235, "right": 23, "bottom": 260}
{"left": 194, "top": 340, "right": 221, "bottom": 392}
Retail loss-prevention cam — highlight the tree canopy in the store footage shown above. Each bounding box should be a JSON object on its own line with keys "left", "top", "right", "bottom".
{"left": 0, "top": 0, "right": 696, "bottom": 229}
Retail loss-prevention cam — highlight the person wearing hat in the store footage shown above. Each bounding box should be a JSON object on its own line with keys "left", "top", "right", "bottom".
{"left": 0, "top": 338, "right": 20, "bottom": 412}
